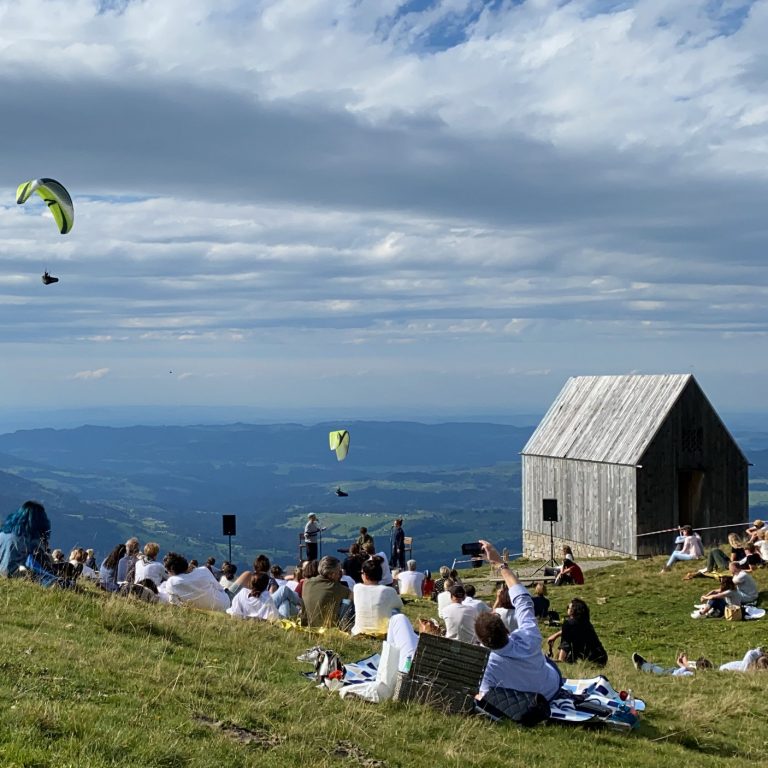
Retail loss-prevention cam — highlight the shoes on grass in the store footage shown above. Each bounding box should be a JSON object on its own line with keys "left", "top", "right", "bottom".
{"left": 632, "top": 652, "right": 646, "bottom": 671}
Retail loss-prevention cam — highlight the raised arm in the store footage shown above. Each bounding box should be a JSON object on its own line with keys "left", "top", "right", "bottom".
{"left": 479, "top": 539, "right": 519, "bottom": 590}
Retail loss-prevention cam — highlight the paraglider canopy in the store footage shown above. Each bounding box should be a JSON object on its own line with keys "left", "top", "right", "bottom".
{"left": 17, "top": 178, "right": 74, "bottom": 234}
{"left": 41, "top": 271, "right": 59, "bottom": 285}
{"left": 329, "top": 429, "right": 350, "bottom": 461}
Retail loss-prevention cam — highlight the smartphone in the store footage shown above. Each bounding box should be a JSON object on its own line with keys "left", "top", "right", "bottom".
{"left": 461, "top": 542, "right": 484, "bottom": 557}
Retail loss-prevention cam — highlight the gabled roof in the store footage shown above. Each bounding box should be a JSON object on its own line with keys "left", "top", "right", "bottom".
{"left": 522, "top": 374, "right": 694, "bottom": 466}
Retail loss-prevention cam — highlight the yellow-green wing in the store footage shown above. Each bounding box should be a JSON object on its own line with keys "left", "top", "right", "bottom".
{"left": 328, "top": 430, "right": 350, "bottom": 461}
{"left": 16, "top": 178, "right": 74, "bottom": 234}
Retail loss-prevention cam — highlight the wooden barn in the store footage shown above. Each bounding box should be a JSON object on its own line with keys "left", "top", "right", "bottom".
{"left": 521, "top": 374, "right": 749, "bottom": 559}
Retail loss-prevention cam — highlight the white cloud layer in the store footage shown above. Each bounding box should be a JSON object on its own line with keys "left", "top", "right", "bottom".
{"left": 0, "top": 0, "right": 766, "bottom": 414}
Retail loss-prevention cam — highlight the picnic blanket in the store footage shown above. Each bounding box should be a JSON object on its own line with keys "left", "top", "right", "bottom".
{"left": 550, "top": 676, "right": 644, "bottom": 731}
{"left": 300, "top": 648, "right": 643, "bottom": 729}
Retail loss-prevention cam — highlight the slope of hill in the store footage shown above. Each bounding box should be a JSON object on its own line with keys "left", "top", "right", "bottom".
{"left": 0, "top": 556, "right": 765, "bottom": 767}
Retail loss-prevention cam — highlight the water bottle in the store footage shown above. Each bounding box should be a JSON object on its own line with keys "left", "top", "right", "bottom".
{"left": 626, "top": 689, "right": 635, "bottom": 709}
{"left": 403, "top": 656, "right": 412, "bottom": 673}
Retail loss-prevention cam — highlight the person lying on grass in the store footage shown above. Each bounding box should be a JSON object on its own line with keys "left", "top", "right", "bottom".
{"left": 632, "top": 651, "right": 712, "bottom": 676}
{"left": 474, "top": 539, "right": 562, "bottom": 703}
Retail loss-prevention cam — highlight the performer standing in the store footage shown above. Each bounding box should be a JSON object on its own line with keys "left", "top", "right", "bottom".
{"left": 304, "top": 513, "right": 323, "bottom": 561}
{"left": 391, "top": 518, "right": 406, "bottom": 570}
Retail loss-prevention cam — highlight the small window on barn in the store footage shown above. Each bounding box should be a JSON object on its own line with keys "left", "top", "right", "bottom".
{"left": 681, "top": 427, "right": 703, "bottom": 453}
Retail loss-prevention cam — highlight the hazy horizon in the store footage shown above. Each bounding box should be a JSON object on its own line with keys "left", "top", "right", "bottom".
{"left": 2, "top": 404, "right": 768, "bottom": 437}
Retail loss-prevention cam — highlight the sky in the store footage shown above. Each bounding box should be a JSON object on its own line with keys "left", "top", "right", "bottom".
{"left": 0, "top": 0, "right": 766, "bottom": 424}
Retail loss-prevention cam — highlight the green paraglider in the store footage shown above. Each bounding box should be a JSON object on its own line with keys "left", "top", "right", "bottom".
{"left": 329, "top": 429, "right": 350, "bottom": 461}
{"left": 16, "top": 178, "right": 74, "bottom": 234}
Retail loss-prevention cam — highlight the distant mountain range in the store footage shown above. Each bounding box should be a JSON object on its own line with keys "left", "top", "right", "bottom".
{"left": 0, "top": 420, "right": 765, "bottom": 572}
{"left": 0, "top": 422, "right": 533, "bottom": 571}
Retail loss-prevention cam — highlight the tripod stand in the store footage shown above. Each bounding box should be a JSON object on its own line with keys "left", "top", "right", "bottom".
{"left": 532, "top": 519, "right": 559, "bottom": 577}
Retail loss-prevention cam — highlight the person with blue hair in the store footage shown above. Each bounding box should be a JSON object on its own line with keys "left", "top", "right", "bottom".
{"left": 0, "top": 500, "right": 51, "bottom": 577}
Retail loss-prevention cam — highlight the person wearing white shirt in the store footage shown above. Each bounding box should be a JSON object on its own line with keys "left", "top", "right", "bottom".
{"left": 463, "top": 584, "right": 491, "bottom": 615}
{"left": 441, "top": 585, "right": 478, "bottom": 644}
{"left": 363, "top": 543, "right": 393, "bottom": 586}
{"left": 158, "top": 552, "right": 230, "bottom": 612}
{"left": 437, "top": 580, "right": 455, "bottom": 618}
{"left": 134, "top": 542, "right": 166, "bottom": 588}
{"left": 351, "top": 558, "right": 403, "bottom": 636}
{"left": 227, "top": 573, "right": 279, "bottom": 621}
{"left": 730, "top": 561, "right": 759, "bottom": 604}
{"left": 396, "top": 560, "right": 425, "bottom": 597}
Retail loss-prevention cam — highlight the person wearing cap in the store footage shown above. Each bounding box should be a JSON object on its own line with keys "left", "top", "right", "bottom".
{"left": 441, "top": 584, "right": 478, "bottom": 644}
{"left": 304, "top": 513, "right": 323, "bottom": 561}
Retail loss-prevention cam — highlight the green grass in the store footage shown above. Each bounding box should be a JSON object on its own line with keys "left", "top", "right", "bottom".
{"left": 0, "top": 558, "right": 766, "bottom": 767}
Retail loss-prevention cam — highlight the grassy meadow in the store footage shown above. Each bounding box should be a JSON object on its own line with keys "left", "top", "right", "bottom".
{"left": 0, "top": 557, "right": 766, "bottom": 768}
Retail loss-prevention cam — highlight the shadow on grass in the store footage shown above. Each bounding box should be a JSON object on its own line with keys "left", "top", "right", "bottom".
{"left": 101, "top": 615, "right": 186, "bottom": 645}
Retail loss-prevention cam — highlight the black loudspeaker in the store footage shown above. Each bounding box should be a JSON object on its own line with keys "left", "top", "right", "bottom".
{"left": 222, "top": 514, "right": 237, "bottom": 536}
{"left": 542, "top": 499, "right": 558, "bottom": 523}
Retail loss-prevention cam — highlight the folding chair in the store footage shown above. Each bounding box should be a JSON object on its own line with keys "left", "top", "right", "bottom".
{"left": 394, "top": 633, "right": 489, "bottom": 714}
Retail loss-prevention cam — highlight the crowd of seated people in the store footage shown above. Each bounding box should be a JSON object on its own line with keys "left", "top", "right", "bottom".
{"left": 5, "top": 500, "right": 767, "bottom": 719}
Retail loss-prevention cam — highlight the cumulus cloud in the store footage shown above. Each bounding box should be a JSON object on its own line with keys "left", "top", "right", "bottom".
{"left": 0, "top": 0, "right": 766, "bottom": 412}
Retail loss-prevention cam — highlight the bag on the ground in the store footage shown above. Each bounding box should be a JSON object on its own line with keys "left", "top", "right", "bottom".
{"left": 313, "top": 649, "right": 346, "bottom": 689}
{"left": 725, "top": 605, "right": 743, "bottom": 622}
{"left": 476, "top": 687, "right": 551, "bottom": 727}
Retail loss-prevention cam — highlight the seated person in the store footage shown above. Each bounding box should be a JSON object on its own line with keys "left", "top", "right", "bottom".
{"left": 158, "top": 552, "right": 230, "bottom": 612}
{"left": 463, "top": 584, "right": 491, "bottom": 614}
{"left": 492, "top": 584, "right": 517, "bottom": 631}
{"left": 545, "top": 546, "right": 584, "bottom": 585}
{"left": 730, "top": 561, "right": 759, "bottom": 606}
{"left": 437, "top": 578, "right": 455, "bottom": 617}
{"left": 757, "top": 530, "right": 768, "bottom": 562}
{"left": 227, "top": 573, "right": 279, "bottom": 621}
{"left": 745, "top": 519, "right": 766, "bottom": 544}
{"left": 738, "top": 543, "right": 764, "bottom": 572}
{"left": 342, "top": 543, "right": 364, "bottom": 584}
{"left": 352, "top": 558, "right": 403, "bottom": 635}
{"left": 661, "top": 526, "right": 703, "bottom": 572}
{"left": 396, "top": 559, "right": 425, "bottom": 597}
{"left": 0, "top": 500, "right": 51, "bottom": 578}
{"left": 442, "top": 585, "right": 478, "bottom": 643}
{"left": 422, "top": 569, "right": 434, "bottom": 598}
{"left": 301, "top": 556, "right": 352, "bottom": 628}
{"left": 632, "top": 651, "right": 712, "bottom": 676}
{"left": 134, "top": 542, "right": 167, "bottom": 588}
{"left": 99, "top": 544, "right": 127, "bottom": 592}
{"left": 362, "top": 542, "right": 393, "bottom": 585}
{"left": 475, "top": 539, "right": 562, "bottom": 703}
{"left": 218, "top": 562, "right": 238, "bottom": 590}
{"left": 547, "top": 597, "right": 607, "bottom": 665}
{"left": 69, "top": 547, "right": 97, "bottom": 581}
{"left": 690, "top": 533, "right": 745, "bottom": 578}
{"left": 430, "top": 565, "right": 451, "bottom": 601}
{"left": 531, "top": 582, "right": 550, "bottom": 619}
{"left": 693, "top": 575, "right": 740, "bottom": 618}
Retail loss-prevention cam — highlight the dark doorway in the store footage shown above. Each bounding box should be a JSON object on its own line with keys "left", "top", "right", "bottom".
{"left": 678, "top": 469, "right": 705, "bottom": 528}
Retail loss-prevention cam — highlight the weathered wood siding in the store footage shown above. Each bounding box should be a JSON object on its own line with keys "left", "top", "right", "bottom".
{"left": 635, "top": 379, "right": 749, "bottom": 556}
{"left": 522, "top": 455, "right": 637, "bottom": 556}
